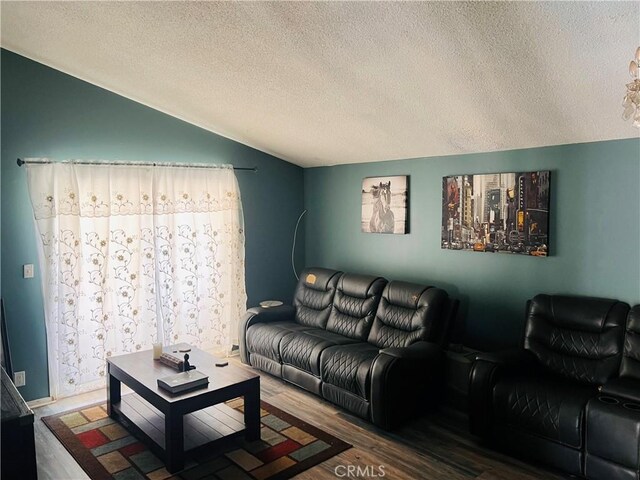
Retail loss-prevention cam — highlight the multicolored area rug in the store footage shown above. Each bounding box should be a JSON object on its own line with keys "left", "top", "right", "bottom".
{"left": 42, "top": 398, "right": 351, "bottom": 480}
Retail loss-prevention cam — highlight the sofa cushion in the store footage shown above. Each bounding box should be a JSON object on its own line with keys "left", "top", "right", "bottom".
{"left": 320, "top": 343, "right": 380, "bottom": 399}
{"left": 368, "top": 281, "right": 448, "bottom": 349}
{"left": 280, "top": 329, "right": 357, "bottom": 376}
{"left": 493, "top": 373, "right": 596, "bottom": 448}
{"left": 246, "top": 321, "right": 310, "bottom": 362}
{"left": 293, "top": 267, "right": 342, "bottom": 328}
{"left": 524, "top": 294, "right": 628, "bottom": 385}
{"left": 326, "top": 273, "right": 387, "bottom": 341}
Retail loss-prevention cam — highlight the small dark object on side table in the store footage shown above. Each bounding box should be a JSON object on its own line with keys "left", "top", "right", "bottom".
{"left": 183, "top": 353, "right": 196, "bottom": 372}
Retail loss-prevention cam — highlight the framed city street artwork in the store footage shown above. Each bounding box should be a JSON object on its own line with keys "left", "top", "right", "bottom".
{"left": 361, "top": 175, "right": 408, "bottom": 234}
{"left": 442, "top": 171, "right": 550, "bottom": 256}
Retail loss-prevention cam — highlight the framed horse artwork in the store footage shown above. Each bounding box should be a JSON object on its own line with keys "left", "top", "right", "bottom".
{"left": 361, "top": 175, "right": 408, "bottom": 234}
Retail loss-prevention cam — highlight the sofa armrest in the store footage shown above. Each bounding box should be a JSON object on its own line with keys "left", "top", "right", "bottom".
{"left": 378, "top": 341, "right": 442, "bottom": 361}
{"left": 474, "top": 349, "right": 538, "bottom": 370}
{"left": 238, "top": 305, "right": 295, "bottom": 364}
{"left": 370, "top": 341, "right": 444, "bottom": 430}
{"left": 245, "top": 305, "right": 296, "bottom": 323}
{"left": 468, "top": 349, "right": 538, "bottom": 436}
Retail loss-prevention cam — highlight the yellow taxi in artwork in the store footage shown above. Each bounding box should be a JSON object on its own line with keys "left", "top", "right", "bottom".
{"left": 530, "top": 245, "right": 548, "bottom": 257}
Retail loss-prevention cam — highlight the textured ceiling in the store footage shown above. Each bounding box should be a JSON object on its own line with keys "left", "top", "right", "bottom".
{"left": 1, "top": 1, "right": 639, "bottom": 167}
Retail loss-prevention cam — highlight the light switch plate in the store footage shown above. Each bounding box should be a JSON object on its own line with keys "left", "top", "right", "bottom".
{"left": 14, "top": 371, "right": 26, "bottom": 387}
{"left": 23, "top": 264, "right": 34, "bottom": 278}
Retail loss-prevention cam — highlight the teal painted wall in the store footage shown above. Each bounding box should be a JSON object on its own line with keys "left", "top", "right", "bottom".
{"left": 1, "top": 50, "right": 304, "bottom": 401}
{"left": 304, "top": 139, "right": 640, "bottom": 349}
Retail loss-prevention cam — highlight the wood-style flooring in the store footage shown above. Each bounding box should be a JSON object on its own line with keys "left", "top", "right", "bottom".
{"left": 32, "top": 358, "right": 568, "bottom": 480}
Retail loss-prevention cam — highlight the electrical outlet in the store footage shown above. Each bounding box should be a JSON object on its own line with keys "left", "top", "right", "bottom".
{"left": 23, "top": 264, "right": 34, "bottom": 279}
{"left": 14, "top": 371, "right": 26, "bottom": 387}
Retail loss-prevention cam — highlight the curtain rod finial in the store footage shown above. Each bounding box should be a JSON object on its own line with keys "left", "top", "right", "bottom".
{"left": 17, "top": 158, "right": 24, "bottom": 166}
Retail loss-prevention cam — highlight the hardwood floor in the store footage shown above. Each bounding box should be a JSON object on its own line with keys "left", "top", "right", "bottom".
{"left": 33, "top": 358, "right": 568, "bottom": 479}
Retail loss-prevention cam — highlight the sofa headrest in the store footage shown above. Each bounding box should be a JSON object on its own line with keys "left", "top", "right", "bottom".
{"left": 299, "top": 267, "right": 343, "bottom": 292}
{"left": 325, "top": 273, "right": 387, "bottom": 341}
{"left": 383, "top": 281, "right": 434, "bottom": 310}
{"left": 525, "top": 294, "right": 629, "bottom": 385}
{"left": 530, "top": 294, "right": 624, "bottom": 332}
{"left": 337, "top": 273, "right": 387, "bottom": 299}
{"left": 293, "top": 267, "right": 342, "bottom": 329}
{"left": 367, "top": 281, "right": 449, "bottom": 348}
{"left": 628, "top": 305, "right": 640, "bottom": 334}
{"left": 620, "top": 305, "right": 640, "bottom": 380}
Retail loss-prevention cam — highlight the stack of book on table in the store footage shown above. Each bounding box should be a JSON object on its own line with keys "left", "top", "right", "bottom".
{"left": 157, "top": 370, "right": 209, "bottom": 394}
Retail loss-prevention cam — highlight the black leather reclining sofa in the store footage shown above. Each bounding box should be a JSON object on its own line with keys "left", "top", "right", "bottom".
{"left": 239, "top": 267, "right": 458, "bottom": 429}
{"left": 584, "top": 304, "right": 640, "bottom": 479}
{"left": 469, "top": 294, "right": 640, "bottom": 479}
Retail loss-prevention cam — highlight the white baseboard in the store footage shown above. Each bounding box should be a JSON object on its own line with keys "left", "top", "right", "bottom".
{"left": 27, "top": 396, "right": 55, "bottom": 408}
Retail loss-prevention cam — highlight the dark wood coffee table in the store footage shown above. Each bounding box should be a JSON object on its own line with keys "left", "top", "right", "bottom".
{"left": 106, "top": 344, "right": 260, "bottom": 473}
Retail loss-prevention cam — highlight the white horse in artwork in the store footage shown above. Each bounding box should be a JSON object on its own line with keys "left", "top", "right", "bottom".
{"left": 369, "top": 181, "right": 395, "bottom": 233}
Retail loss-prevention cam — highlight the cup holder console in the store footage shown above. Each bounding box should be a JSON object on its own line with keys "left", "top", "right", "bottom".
{"left": 596, "top": 395, "right": 640, "bottom": 411}
{"left": 587, "top": 391, "right": 640, "bottom": 477}
{"left": 598, "top": 395, "right": 620, "bottom": 405}
{"left": 623, "top": 402, "right": 640, "bottom": 411}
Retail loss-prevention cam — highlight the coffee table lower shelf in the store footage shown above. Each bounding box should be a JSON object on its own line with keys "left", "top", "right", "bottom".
{"left": 112, "top": 393, "right": 248, "bottom": 465}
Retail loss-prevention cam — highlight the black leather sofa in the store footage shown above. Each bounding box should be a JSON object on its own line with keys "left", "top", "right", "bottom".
{"left": 239, "top": 267, "right": 458, "bottom": 429}
{"left": 584, "top": 304, "right": 640, "bottom": 480}
{"left": 469, "top": 294, "right": 630, "bottom": 477}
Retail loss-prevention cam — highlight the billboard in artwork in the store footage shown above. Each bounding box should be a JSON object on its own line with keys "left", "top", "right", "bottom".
{"left": 441, "top": 171, "right": 550, "bottom": 256}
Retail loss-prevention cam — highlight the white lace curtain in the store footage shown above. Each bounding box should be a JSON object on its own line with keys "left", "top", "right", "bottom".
{"left": 26, "top": 160, "right": 247, "bottom": 398}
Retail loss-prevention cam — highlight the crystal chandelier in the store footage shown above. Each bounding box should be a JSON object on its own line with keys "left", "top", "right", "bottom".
{"left": 623, "top": 47, "right": 640, "bottom": 128}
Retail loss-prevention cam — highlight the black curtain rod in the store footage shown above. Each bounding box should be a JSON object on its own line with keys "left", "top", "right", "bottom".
{"left": 16, "top": 158, "right": 257, "bottom": 172}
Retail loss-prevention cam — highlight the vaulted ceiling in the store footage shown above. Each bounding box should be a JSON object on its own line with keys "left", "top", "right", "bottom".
{"left": 2, "top": 1, "right": 639, "bottom": 167}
